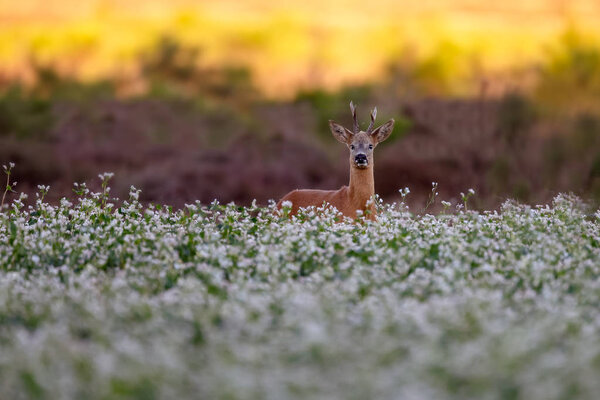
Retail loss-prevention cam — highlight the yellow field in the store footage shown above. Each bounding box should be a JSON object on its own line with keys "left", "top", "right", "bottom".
{"left": 1, "top": 0, "right": 600, "bottom": 97}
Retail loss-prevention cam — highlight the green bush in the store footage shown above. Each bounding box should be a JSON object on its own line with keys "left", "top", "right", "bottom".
{"left": 0, "top": 86, "right": 53, "bottom": 139}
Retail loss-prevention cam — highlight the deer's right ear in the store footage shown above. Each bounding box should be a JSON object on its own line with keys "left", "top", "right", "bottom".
{"left": 329, "top": 120, "right": 353, "bottom": 144}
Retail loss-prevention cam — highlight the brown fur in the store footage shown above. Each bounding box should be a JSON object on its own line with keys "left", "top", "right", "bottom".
{"left": 277, "top": 165, "right": 376, "bottom": 220}
{"left": 277, "top": 103, "right": 394, "bottom": 221}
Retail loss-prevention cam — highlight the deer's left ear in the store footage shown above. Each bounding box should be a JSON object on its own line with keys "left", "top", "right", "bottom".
{"left": 370, "top": 119, "right": 395, "bottom": 143}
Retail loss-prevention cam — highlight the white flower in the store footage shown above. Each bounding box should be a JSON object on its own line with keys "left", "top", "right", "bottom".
{"left": 0, "top": 189, "right": 595, "bottom": 397}
{"left": 98, "top": 172, "right": 114, "bottom": 180}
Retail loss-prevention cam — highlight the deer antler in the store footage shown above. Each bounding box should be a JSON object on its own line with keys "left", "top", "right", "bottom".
{"left": 367, "top": 107, "right": 377, "bottom": 133}
{"left": 349, "top": 101, "right": 359, "bottom": 134}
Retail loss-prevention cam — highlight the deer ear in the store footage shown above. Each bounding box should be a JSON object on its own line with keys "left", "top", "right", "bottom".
{"left": 329, "top": 120, "right": 353, "bottom": 144}
{"left": 370, "top": 119, "right": 395, "bottom": 143}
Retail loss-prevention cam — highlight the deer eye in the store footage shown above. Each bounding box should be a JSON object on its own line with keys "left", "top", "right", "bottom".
{"left": 369, "top": 144, "right": 373, "bottom": 150}
{"left": 350, "top": 145, "right": 355, "bottom": 150}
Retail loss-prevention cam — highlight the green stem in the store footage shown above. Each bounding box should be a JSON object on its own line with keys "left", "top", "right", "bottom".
{"left": 0, "top": 172, "right": 9, "bottom": 209}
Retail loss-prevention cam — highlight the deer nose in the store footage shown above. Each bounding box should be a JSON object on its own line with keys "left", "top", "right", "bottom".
{"left": 355, "top": 154, "right": 368, "bottom": 164}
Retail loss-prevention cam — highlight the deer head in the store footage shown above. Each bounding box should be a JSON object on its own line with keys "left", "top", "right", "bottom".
{"left": 328, "top": 101, "right": 395, "bottom": 169}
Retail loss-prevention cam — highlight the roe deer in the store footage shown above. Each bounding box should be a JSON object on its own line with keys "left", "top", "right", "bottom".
{"left": 277, "top": 102, "right": 394, "bottom": 220}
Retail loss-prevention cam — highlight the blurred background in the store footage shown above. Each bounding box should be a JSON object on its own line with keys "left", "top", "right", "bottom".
{"left": 1, "top": 0, "right": 600, "bottom": 209}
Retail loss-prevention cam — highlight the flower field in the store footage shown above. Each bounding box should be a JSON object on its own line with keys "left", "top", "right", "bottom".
{"left": 1, "top": 177, "right": 600, "bottom": 399}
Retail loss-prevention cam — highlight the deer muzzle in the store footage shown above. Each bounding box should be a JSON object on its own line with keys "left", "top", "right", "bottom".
{"left": 354, "top": 154, "right": 368, "bottom": 168}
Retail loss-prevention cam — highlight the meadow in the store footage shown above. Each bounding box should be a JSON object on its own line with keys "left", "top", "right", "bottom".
{"left": 2, "top": 3, "right": 600, "bottom": 397}
{"left": 1, "top": 171, "right": 599, "bottom": 399}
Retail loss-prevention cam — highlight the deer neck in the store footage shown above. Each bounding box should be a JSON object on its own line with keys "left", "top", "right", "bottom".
{"left": 349, "top": 165, "right": 375, "bottom": 211}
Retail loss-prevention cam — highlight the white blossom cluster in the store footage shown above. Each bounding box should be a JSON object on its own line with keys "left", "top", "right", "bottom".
{"left": 0, "top": 187, "right": 599, "bottom": 399}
